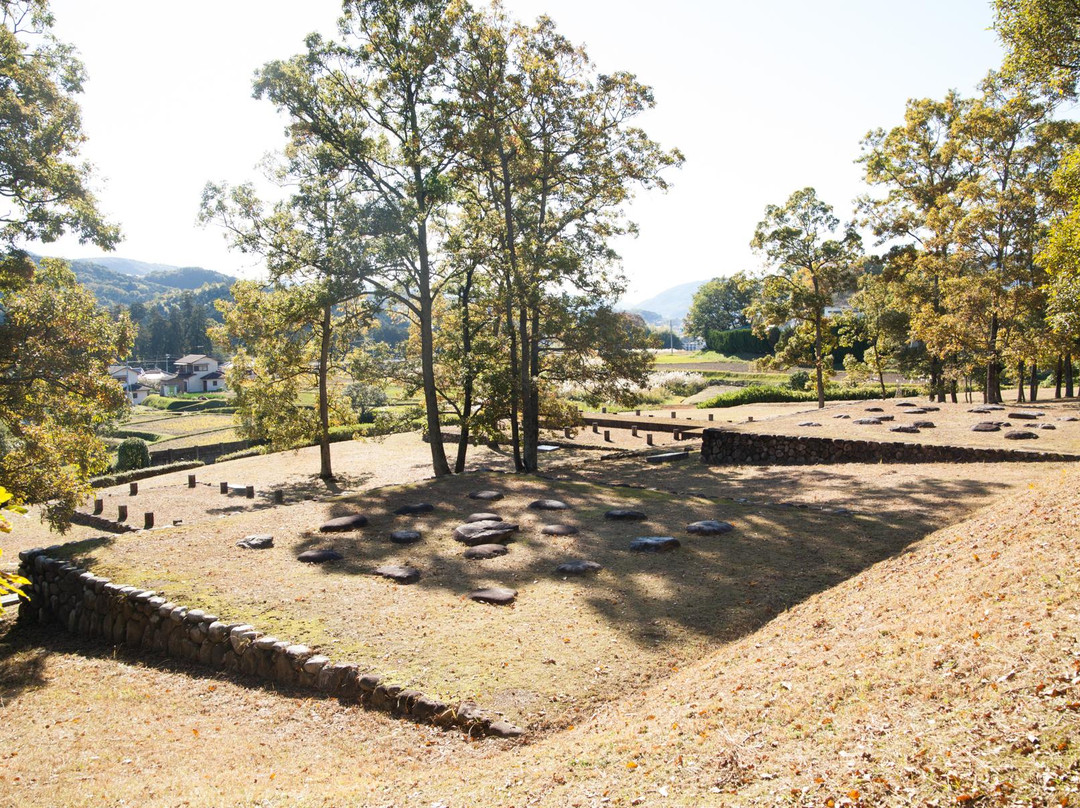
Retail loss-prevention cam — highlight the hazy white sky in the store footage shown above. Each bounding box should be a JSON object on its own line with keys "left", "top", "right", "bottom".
{"left": 38, "top": 0, "right": 1007, "bottom": 302}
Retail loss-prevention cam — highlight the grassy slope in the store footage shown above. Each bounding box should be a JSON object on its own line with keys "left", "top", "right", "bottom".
{"left": 3, "top": 464, "right": 1079, "bottom": 807}
{"left": 433, "top": 467, "right": 1080, "bottom": 807}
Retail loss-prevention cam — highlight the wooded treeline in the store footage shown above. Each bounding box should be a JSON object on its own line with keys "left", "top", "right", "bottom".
{"left": 683, "top": 3, "right": 1080, "bottom": 408}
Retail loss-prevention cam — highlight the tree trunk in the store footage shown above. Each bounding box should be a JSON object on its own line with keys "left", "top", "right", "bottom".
{"left": 416, "top": 219, "right": 451, "bottom": 477}
{"left": 813, "top": 313, "right": 825, "bottom": 409}
{"left": 1029, "top": 361, "right": 1038, "bottom": 403}
{"left": 950, "top": 378, "right": 958, "bottom": 404}
{"left": 522, "top": 305, "right": 542, "bottom": 471}
{"left": 517, "top": 295, "right": 538, "bottom": 473}
{"left": 504, "top": 290, "right": 523, "bottom": 471}
{"left": 985, "top": 313, "right": 1001, "bottom": 404}
{"left": 317, "top": 303, "right": 333, "bottom": 480}
{"left": 1067, "top": 353, "right": 1075, "bottom": 398}
{"left": 1017, "top": 360, "right": 1025, "bottom": 403}
{"left": 1056, "top": 355, "right": 1063, "bottom": 399}
{"left": 454, "top": 281, "right": 475, "bottom": 475}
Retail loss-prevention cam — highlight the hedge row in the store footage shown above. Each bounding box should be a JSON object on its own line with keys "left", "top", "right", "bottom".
{"left": 697, "top": 384, "right": 927, "bottom": 409}
{"left": 143, "top": 395, "right": 234, "bottom": 413}
{"left": 113, "top": 429, "right": 163, "bottom": 442}
{"left": 91, "top": 460, "right": 205, "bottom": 489}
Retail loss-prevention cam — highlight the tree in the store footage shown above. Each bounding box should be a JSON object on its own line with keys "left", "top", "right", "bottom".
{"left": 995, "top": 0, "right": 1080, "bottom": 93}
{"left": 0, "top": 1, "right": 127, "bottom": 529}
{"left": 210, "top": 281, "right": 365, "bottom": 473}
{"left": 683, "top": 272, "right": 758, "bottom": 337}
{"left": 0, "top": 1, "right": 119, "bottom": 249}
{"left": 0, "top": 258, "right": 132, "bottom": 529}
{"left": 253, "top": 0, "right": 465, "bottom": 478}
{"left": 202, "top": 151, "right": 375, "bottom": 480}
{"left": 455, "top": 6, "right": 680, "bottom": 471}
{"left": 748, "top": 188, "right": 863, "bottom": 408}
{"left": 952, "top": 75, "right": 1079, "bottom": 402}
{"left": 857, "top": 92, "right": 977, "bottom": 401}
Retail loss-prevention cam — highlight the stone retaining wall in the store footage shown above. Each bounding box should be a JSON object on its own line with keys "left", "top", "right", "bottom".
{"left": 15, "top": 547, "right": 522, "bottom": 739}
{"left": 700, "top": 428, "right": 1080, "bottom": 465}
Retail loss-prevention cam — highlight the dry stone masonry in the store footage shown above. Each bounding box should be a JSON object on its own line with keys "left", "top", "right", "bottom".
{"left": 15, "top": 547, "right": 523, "bottom": 739}
{"left": 700, "top": 427, "right": 1080, "bottom": 465}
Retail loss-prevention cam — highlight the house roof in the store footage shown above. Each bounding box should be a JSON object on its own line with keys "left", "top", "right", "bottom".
{"left": 174, "top": 354, "right": 212, "bottom": 365}
{"left": 201, "top": 371, "right": 225, "bottom": 380}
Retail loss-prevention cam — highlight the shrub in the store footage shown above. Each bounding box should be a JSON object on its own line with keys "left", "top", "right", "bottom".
{"left": 788, "top": 370, "right": 810, "bottom": 391}
{"left": 705, "top": 327, "right": 775, "bottom": 356}
{"left": 112, "top": 428, "right": 162, "bottom": 442}
{"left": 697, "top": 384, "right": 926, "bottom": 409}
{"left": 116, "top": 438, "right": 150, "bottom": 472}
{"left": 92, "top": 460, "right": 204, "bottom": 489}
{"left": 143, "top": 395, "right": 233, "bottom": 413}
{"left": 215, "top": 447, "right": 266, "bottom": 463}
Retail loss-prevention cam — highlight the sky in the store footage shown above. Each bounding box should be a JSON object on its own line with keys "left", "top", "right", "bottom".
{"left": 37, "top": 0, "right": 1007, "bottom": 303}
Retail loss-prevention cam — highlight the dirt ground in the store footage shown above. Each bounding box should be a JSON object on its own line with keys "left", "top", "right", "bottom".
{"left": 3, "top": 415, "right": 1079, "bottom": 806}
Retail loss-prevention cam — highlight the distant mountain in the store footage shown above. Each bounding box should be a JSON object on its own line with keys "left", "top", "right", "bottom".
{"left": 68, "top": 256, "right": 186, "bottom": 277}
{"left": 32, "top": 254, "right": 237, "bottom": 309}
{"left": 623, "top": 280, "right": 707, "bottom": 328}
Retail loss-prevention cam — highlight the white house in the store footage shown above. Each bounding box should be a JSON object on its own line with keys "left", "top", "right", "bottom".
{"left": 173, "top": 354, "right": 226, "bottom": 394}
{"left": 139, "top": 368, "right": 183, "bottom": 397}
{"left": 108, "top": 365, "right": 154, "bottom": 405}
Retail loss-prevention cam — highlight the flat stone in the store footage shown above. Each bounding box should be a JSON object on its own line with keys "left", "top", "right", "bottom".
{"left": 604, "top": 509, "right": 647, "bottom": 521}
{"left": 297, "top": 549, "right": 344, "bottom": 563}
{"left": 453, "top": 520, "right": 519, "bottom": 546}
{"left": 373, "top": 565, "right": 421, "bottom": 584}
{"left": 1008, "top": 412, "right": 1040, "bottom": 420}
{"left": 464, "top": 544, "right": 509, "bottom": 560}
{"left": 865, "top": 406, "right": 884, "bottom": 412}
{"left": 556, "top": 559, "right": 602, "bottom": 575}
{"left": 876, "top": 415, "right": 894, "bottom": 421}
{"left": 468, "top": 490, "right": 504, "bottom": 501}
{"left": 890, "top": 425, "right": 920, "bottom": 434}
{"left": 798, "top": 421, "right": 821, "bottom": 427}
{"left": 629, "top": 536, "right": 681, "bottom": 553}
{"left": 466, "top": 512, "right": 501, "bottom": 523}
{"left": 393, "top": 503, "right": 434, "bottom": 516}
{"left": 896, "top": 402, "right": 916, "bottom": 407}
{"left": 1039, "top": 423, "right": 1057, "bottom": 430}
{"left": 541, "top": 524, "right": 580, "bottom": 536}
{"left": 913, "top": 421, "right": 936, "bottom": 429}
{"left": 645, "top": 451, "right": 690, "bottom": 463}
{"left": 528, "top": 499, "right": 569, "bottom": 511}
{"left": 969, "top": 407, "right": 993, "bottom": 414}
{"left": 833, "top": 413, "right": 851, "bottom": 419}
{"left": 1004, "top": 430, "right": 1039, "bottom": 440}
{"left": 237, "top": 534, "right": 273, "bottom": 550}
{"left": 390, "top": 530, "right": 422, "bottom": 544}
{"left": 923, "top": 406, "right": 940, "bottom": 412}
{"left": 686, "top": 520, "right": 734, "bottom": 535}
{"left": 971, "top": 422, "right": 1001, "bottom": 432}
{"left": 1058, "top": 416, "right": 1079, "bottom": 422}
{"left": 903, "top": 408, "right": 928, "bottom": 414}
{"left": 488, "top": 720, "right": 525, "bottom": 738}
{"left": 319, "top": 513, "right": 368, "bottom": 532}
{"left": 469, "top": 587, "right": 517, "bottom": 605}
{"left": 854, "top": 418, "right": 882, "bottom": 425}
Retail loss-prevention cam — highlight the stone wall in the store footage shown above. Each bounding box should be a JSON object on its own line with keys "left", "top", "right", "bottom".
{"left": 700, "top": 428, "right": 1080, "bottom": 465}
{"left": 16, "top": 547, "right": 522, "bottom": 739}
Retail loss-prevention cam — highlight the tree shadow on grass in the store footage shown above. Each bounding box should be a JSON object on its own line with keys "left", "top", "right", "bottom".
{"left": 282, "top": 465, "right": 1020, "bottom": 652}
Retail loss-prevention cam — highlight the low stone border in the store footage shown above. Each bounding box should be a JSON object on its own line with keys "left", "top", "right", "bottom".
{"left": 15, "top": 547, "right": 523, "bottom": 740}
{"left": 701, "top": 427, "right": 1080, "bottom": 465}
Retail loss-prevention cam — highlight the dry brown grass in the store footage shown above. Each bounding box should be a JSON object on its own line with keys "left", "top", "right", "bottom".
{"left": 2, "top": 428, "right": 1079, "bottom": 806}
{"left": 720, "top": 397, "right": 1080, "bottom": 455}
